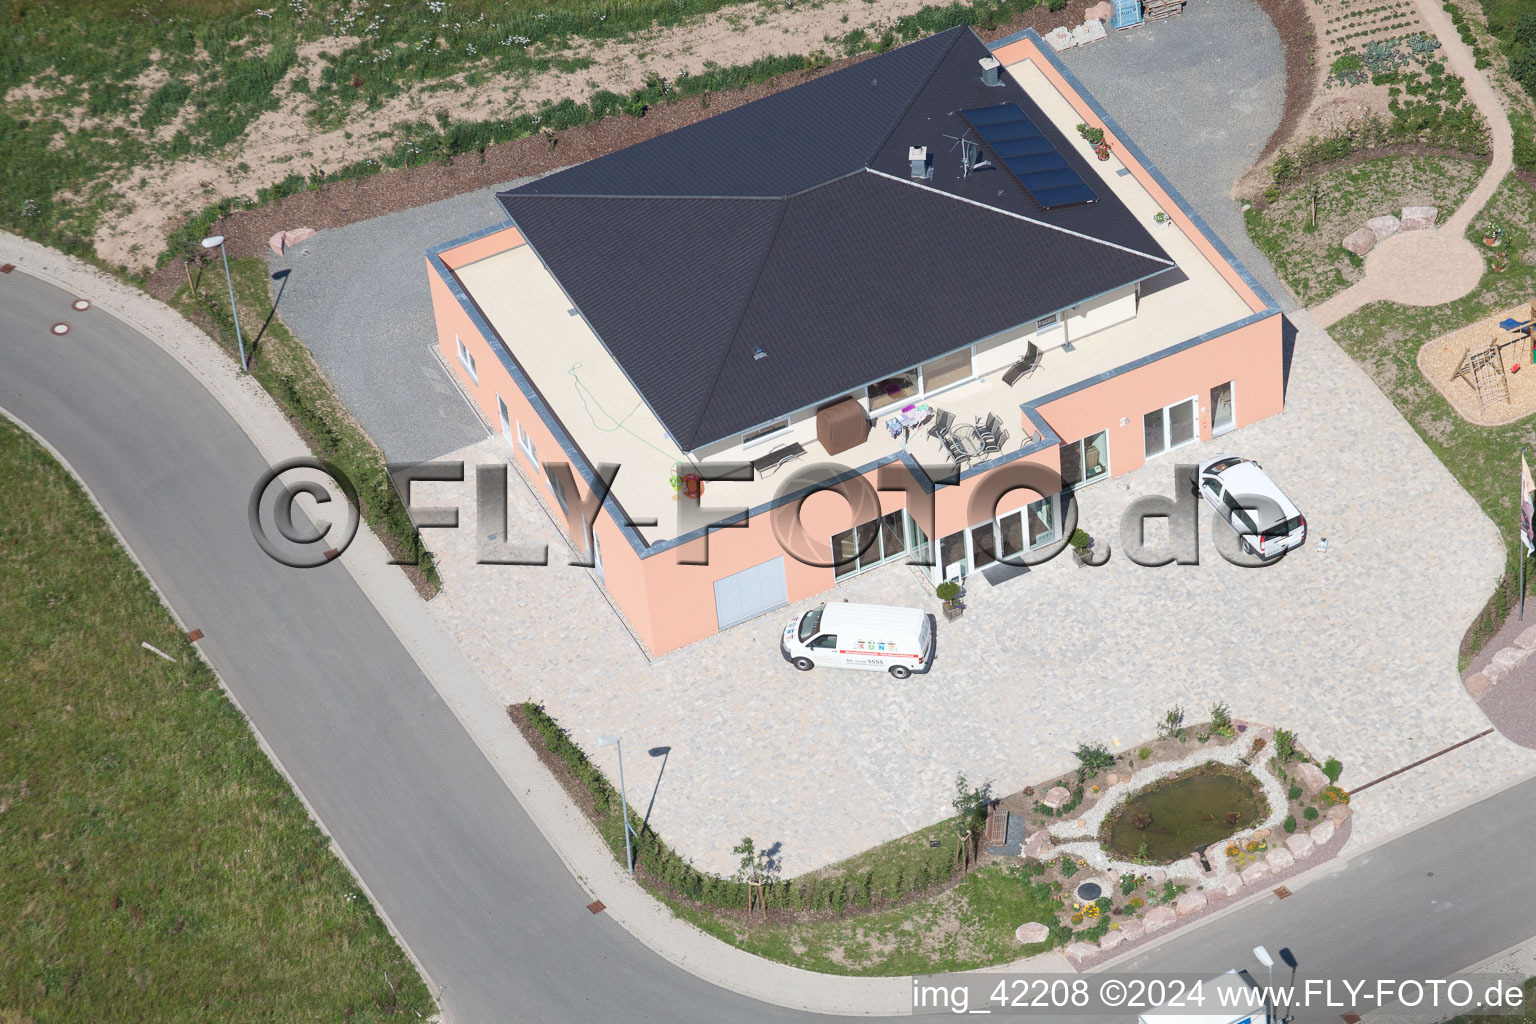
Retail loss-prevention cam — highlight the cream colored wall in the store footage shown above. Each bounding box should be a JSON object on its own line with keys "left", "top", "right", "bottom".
{"left": 1065, "top": 287, "right": 1137, "bottom": 342}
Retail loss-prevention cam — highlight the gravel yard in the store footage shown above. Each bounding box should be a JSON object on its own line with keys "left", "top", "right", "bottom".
{"left": 263, "top": 181, "right": 538, "bottom": 463}
{"left": 1060, "top": 0, "right": 1295, "bottom": 309}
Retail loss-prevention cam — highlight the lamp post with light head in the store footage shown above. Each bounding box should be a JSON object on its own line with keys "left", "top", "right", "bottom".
{"left": 597, "top": 734, "right": 635, "bottom": 875}
{"left": 201, "top": 234, "right": 247, "bottom": 372}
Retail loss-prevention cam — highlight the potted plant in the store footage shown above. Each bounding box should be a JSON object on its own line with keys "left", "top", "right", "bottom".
{"left": 1070, "top": 528, "right": 1096, "bottom": 566}
{"left": 1484, "top": 223, "right": 1503, "bottom": 247}
{"left": 1493, "top": 252, "right": 1509, "bottom": 272}
{"left": 1153, "top": 211, "right": 1171, "bottom": 230}
{"left": 936, "top": 580, "right": 964, "bottom": 620}
{"left": 1094, "top": 140, "right": 1112, "bottom": 161}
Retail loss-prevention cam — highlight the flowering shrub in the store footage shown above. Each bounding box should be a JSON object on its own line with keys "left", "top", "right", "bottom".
{"left": 1071, "top": 912, "right": 1085, "bottom": 924}
{"left": 1127, "top": 897, "right": 1144, "bottom": 909}
{"left": 1320, "top": 785, "right": 1350, "bottom": 807}
{"left": 1225, "top": 843, "right": 1241, "bottom": 858}
{"left": 1083, "top": 904, "right": 1101, "bottom": 919}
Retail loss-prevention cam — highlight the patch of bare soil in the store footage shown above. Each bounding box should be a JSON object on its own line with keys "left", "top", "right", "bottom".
{"left": 145, "top": 4, "right": 1099, "bottom": 298}
{"left": 1251, "top": 0, "right": 1320, "bottom": 166}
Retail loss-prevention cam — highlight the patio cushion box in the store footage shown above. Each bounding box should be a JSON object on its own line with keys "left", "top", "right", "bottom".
{"left": 817, "top": 397, "right": 869, "bottom": 455}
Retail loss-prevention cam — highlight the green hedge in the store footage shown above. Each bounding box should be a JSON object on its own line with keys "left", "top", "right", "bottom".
{"left": 518, "top": 702, "right": 964, "bottom": 915}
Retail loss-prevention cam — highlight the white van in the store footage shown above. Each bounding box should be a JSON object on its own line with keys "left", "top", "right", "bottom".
{"left": 780, "top": 602, "right": 934, "bottom": 679}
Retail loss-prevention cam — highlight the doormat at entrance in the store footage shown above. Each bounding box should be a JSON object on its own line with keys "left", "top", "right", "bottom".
{"left": 981, "top": 561, "right": 1030, "bottom": 587}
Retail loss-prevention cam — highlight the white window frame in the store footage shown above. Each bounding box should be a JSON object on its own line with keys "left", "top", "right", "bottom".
{"left": 1143, "top": 395, "right": 1200, "bottom": 461}
{"left": 516, "top": 420, "right": 537, "bottom": 466}
{"left": 741, "top": 418, "right": 791, "bottom": 448}
{"left": 497, "top": 396, "right": 513, "bottom": 445}
{"left": 1210, "top": 381, "right": 1237, "bottom": 437}
{"left": 456, "top": 334, "right": 478, "bottom": 383}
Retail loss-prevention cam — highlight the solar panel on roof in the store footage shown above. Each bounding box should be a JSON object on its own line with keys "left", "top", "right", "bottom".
{"left": 959, "top": 103, "right": 1097, "bottom": 210}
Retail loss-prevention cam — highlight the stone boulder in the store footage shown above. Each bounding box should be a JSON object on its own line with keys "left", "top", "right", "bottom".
{"left": 1344, "top": 226, "right": 1378, "bottom": 257}
{"left": 1366, "top": 215, "right": 1401, "bottom": 242}
{"left": 1023, "top": 829, "right": 1054, "bottom": 860}
{"left": 1118, "top": 918, "right": 1145, "bottom": 938}
{"left": 1086, "top": 0, "right": 1113, "bottom": 20}
{"left": 1105, "top": 772, "right": 1120, "bottom": 786}
{"left": 1295, "top": 761, "right": 1329, "bottom": 796}
{"left": 1465, "top": 671, "right": 1493, "bottom": 700}
{"left": 1043, "top": 786, "right": 1072, "bottom": 809}
{"left": 1174, "top": 891, "right": 1207, "bottom": 916}
{"left": 1516, "top": 624, "right": 1536, "bottom": 651}
{"left": 1400, "top": 206, "right": 1438, "bottom": 231}
{"left": 1310, "top": 819, "right": 1337, "bottom": 846}
{"left": 1143, "top": 906, "right": 1177, "bottom": 932}
{"left": 1240, "top": 862, "right": 1270, "bottom": 886}
{"left": 1216, "top": 873, "right": 1243, "bottom": 897}
{"left": 1063, "top": 941, "right": 1099, "bottom": 962}
{"left": 1252, "top": 827, "right": 1271, "bottom": 841}
{"left": 1326, "top": 803, "right": 1352, "bottom": 823}
{"left": 1485, "top": 660, "right": 1511, "bottom": 684}
{"left": 1205, "top": 885, "right": 1228, "bottom": 907}
{"left": 1045, "top": 26, "right": 1076, "bottom": 51}
{"left": 1099, "top": 929, "right": 1126, "bottom": 950}
{"left": 1285, "top": 833, "right": 1315, "bottom": 859}
{"left": 1148, "top": 868, "right": 1167, "bottom": 885}
{"left": 1493, "top": 647, "right": 1531, "bottom": 671}
{"left": 1015, "top": 922, "right": 1051, "bottom": 944}
{"left": 1266, "top": 847, "right": 1295, "bottom": 871}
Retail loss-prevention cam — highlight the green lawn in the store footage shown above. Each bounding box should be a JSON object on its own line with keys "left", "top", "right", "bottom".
{"left": 0, "top": 417, "right": 432, "bottom": 1022}
{"left": 1246, "top": 155, "right": 1485, "bottom": 304}
{"left": 1327, "top": 171, "right": 1536, "bottom": 656}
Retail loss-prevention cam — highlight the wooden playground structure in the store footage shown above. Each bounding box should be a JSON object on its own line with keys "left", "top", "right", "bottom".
{"left": 1420, "top": 302, "right": 1536, "bottom": 426}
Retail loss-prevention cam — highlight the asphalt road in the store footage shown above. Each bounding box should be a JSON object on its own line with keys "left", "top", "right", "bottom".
{"left": 4, "top": 267, "right": 1536, "bottom": 1023}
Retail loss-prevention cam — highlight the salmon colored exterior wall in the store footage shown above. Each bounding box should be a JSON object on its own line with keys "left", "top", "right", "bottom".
{"left": 425, "top": 41, "right": 1286, "bottom": 657}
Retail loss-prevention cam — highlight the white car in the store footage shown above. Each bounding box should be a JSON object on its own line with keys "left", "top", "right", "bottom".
{"left": 1191, "top": 455, "right": 1306, "bottom": 560}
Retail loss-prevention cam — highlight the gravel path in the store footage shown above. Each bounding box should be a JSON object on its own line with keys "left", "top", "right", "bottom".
{"left": 1310, "top": 0, "right": 1513, "bottom": 327}
{"left": 262, "top": 181, "right": 547, "bottom": 462}
{"left": 1059, "top": 0, "right": 1294, "bottom": 310}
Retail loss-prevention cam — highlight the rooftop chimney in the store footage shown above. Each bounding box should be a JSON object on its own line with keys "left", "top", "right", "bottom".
{"left": 908, "top": 145, "right": 931, "bottom": 180}
{"left": 979, "top": 55, "right": 1002, "bottom": 86}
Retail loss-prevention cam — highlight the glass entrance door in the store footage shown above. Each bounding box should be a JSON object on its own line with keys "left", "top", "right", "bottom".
{"left": 1026, "top": 495, "right": 1057, "bottom": 548}
{"left": 1211, "top": 382, "right": 1235, "bottom": 436}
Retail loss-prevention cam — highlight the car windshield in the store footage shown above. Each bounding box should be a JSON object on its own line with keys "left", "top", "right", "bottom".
{"left": 798, "top": 605, "right": 824, "bottom": 642}
{"left": 1262, "top": 516, "right": 1304, "bottom": 540}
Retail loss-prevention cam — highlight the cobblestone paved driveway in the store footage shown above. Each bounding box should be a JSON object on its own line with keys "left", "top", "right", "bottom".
{"left": 416, "top": 312, "right": 1531, "bottom": 876}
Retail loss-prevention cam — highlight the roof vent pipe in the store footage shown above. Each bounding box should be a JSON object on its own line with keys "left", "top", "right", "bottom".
{"left": 908, "top": 145, "right": 931, "bottom": 180}
{"left": 979, "top": 55, "right": 1002, "bottom": 86}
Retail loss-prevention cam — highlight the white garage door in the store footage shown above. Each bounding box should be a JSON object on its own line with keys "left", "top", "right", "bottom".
{"left": 713, "top": 557, "right": 788, "bottom": 630}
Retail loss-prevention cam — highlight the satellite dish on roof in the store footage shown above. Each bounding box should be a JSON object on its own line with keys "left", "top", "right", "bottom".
{"left": 943, "top": 130, "right": 991, "bottom": 177}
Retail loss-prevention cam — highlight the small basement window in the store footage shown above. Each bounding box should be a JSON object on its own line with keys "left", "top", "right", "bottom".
{"left": 742, "top": 419, "right": 790, "bottom": 447}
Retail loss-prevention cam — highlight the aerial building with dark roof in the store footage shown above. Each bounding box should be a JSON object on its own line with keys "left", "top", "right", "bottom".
{"left": 427, "top": 26, "right": 1284, "bottom": 655}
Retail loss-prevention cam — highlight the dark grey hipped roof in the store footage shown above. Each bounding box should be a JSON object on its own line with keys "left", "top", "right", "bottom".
{"left": 497, "top": 26, "right": 1173, "bottom": 451}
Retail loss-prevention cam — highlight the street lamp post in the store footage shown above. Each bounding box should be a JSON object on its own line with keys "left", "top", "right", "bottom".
{"left": 1253, "top": 945, "right": 1275, "bottom": 1024}
{"left": 201, "top": 234, "right": 247, "bottom": 372}
{"left": 597, "top": 735, "right": 635, "bottom": 875}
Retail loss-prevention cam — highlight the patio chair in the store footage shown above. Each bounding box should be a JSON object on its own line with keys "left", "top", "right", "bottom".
{"left": 1001, "top": 342, "right": 1042, "bottom": 387}
{"left": 975, "top": 414, "right": 1005, "bottom": 456}
{"left": 926, "top": 408, "right": 955, "bottom": 443}
{"left": 942, "top": 432, "right": 971, "bottom": 469}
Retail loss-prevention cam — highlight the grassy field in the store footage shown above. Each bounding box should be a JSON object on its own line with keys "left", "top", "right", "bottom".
{"left": 1246, "top": 155, "right": 1485, "bottom": 304}
{"left": 0, "top": 416, "right": 432, "bottom": 1021}
{"left": 1327, "top": 171, "right": 1536, "bottom": 656}
{"left": 673, "top": 861, "right": 1062, "bottom": 976}
{"left": 166, "top": 254, "right": 439, "bottom": 591}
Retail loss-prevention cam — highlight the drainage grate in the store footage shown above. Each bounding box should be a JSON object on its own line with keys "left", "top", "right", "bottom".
{"left": 1, "top": 263, "right": 14, "bottom": 273}
{"left": 1273, "top": 886, "right": 1292, "bottom": 899}
{"left": 1343, "top": 1015, "right": 1362, "bottom": 1023}
{"left": 186, "top": 629, "right": 205, "bottom": 643}
{"left": 586, "top": 900, "right": 606, "bottom": 915}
